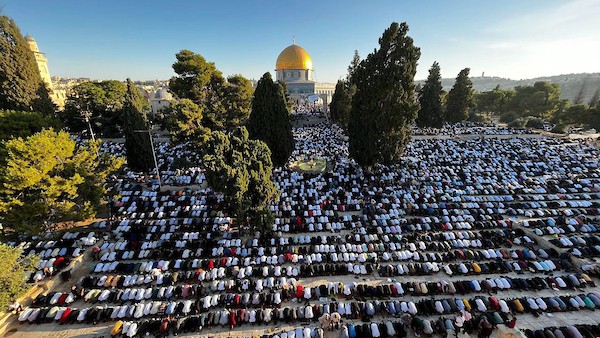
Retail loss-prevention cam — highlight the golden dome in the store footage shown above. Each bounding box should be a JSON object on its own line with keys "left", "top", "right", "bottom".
{"left": 276, "top": 44, "right": 313, "bottom": 71}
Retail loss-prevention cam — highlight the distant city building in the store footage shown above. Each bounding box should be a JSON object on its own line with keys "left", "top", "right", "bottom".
{"left": 25, "top": 35, "right": 66, "bottom": 109}
{"left": 275, "top": 42, "right": 335, "bottom": 108}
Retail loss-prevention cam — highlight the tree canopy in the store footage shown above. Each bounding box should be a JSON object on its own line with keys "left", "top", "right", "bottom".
{"left": 445, "top": 68, "right": 474, "bottom": 123}
{"left": 0, "top": 244, "right": 39, "bottom": 309}
{"left": 475, "top": 85, "right": 514, "bottom": 114}
{"left": 122, "top": 79, "right": 155, "bottom": 172}
{"left": 222, "top": 75, "right": 254, "bottom": 129}
{"left": 61, "top": 80, "right": 145, "bottom": 137}
{"left": 203, "top": 127, "right": 279, "bottom": 235}
{"left": 510, "top": 81, "right": 561, "bottom": 119}
{"left": 416, "top": 62, "right": 444, "bottom": 128}
{"left": 348, "top": 22, "right": 421, "bottom": 166}
{"left": 0, "top": 16, "right": 54, "bottom": 115}
{"left": 0, "top": 129, "right": 123, "bottom": 233}
{"left": 248, "top": 72, "right": 294, "bottom": 167}
{"left": 0, "top": 110, "right": 61, "bottom": 162}
{"left": 347, "top": 50, "right": 361, "bottom": 84}
{"left": 165, "top": 99, "right": 210, "bottom": 144}
{"left": 169, "top": 50, "right": 221, "bottom": 103}
{"left": 0, "top": 110, "right": 61, "bottom": 142}
{"left": 168, "top": 50, "right": 253, "bottom": 134}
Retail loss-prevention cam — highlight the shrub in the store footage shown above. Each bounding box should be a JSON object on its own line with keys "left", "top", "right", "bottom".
{"left": 551, "top": 124, "right": 566, "bottom": 133}
{"left": 468, "top": 112, "right": 490, "bottom": 123}
{"left": 499, "top": 111, "right": 518, "bottom": 123}
{"left": 525, "top": 117, "right": 545, "bottom": 129}
{"left": 508, "top": 119, "right": 525, "bottom": 128}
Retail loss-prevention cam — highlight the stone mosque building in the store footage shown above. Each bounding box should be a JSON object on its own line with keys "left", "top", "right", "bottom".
{"left": 275, "top": 42, "right": 335, "bottom": 108}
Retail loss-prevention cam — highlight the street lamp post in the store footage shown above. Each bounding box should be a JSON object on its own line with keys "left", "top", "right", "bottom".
{"left": 134, "top": 128, "right": 162, "bottom": 190}
{"left": 82, "top": 110, "right": 96, "bottom": 143}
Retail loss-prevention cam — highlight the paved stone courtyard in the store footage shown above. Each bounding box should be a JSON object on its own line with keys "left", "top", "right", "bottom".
{"left": 3, "top": 114, "right": 600, "bottom": 338}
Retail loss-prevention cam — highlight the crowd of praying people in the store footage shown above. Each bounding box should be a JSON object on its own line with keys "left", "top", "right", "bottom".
{"left": 9, "top": 109, "right": 600, "bottom": 338}
{"left": 411, "top": 122, "right": 537, "bottom": 136}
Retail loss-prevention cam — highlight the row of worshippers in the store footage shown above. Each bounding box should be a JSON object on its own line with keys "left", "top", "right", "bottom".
{"left": 412, "top": 122, "right": 536, "bottom": 136}
{"left": 7, "top": 231, "right": 96, "bottom": 283}
{"left": 524, "top": 323, "right": 600, "bottom": 338}
{"left": 19, "top": 290, "right": 600, "bottom": 329}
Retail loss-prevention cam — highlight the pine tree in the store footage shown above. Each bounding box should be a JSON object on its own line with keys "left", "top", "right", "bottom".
{"left": 348, "top": 22, "right": 421, "bottom": 166}
{"left": 0, "top": 129, "right": 123, "bottom": 233}
{"left": 248, "top": 72, "right": 294, "bottom": 167}
{"left": 416, "top": 62, "right": 444, "bottom": 128}
{"left": 0, "top": 16, "right": 53, "bottom": 114}
{"left": 122, "top": 79, "right": 155, "bottom": 171}
{"left": 166, "top": 99, "right": 209, "bottom": 143}
{"left": 168, "top": 50, "right": 253, "bottom": 133}
{"left": 445, "top": 68, "right": 474, "bottom": 123}
{"left": 0, "top": 244, "right": 38, "bottom": 309}
{"left": 223, "top": 75, "right": 253, "bottom": 129}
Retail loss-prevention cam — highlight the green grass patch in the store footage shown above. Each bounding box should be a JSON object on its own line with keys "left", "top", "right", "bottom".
{"left": 291, "top": 158, "right": 328, "bottom": 173}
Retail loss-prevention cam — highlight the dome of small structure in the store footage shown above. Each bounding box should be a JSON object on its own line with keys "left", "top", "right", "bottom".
{"left": 276, "top": 44, "right": 313, "bottom": 71}
{"left": 154, "top": 88, "right": 172, "bottom": 100}
{"left": 138, "top": 88, "right": 150, "bottom": 100}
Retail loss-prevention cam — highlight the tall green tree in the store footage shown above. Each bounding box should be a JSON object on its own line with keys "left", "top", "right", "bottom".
{"left": 347, "top": 50, "right": 361, "bottom": 84}
{"left": 203, "top": 127, "right": 278, "bottom": 235}
{"left": 445, "top": 68, "right": 474, "bottom": 123}
{"left": 169, "top": 50, "right": 220, "bottom": 102}
{"left": 0, "top": 244, "right": 39, "bottom": 309}
{"left": 348, "top": 22, "right": 421, "bottom": 166}
{"left": 0, "top": 110, "right": 61, "bottom": 162}
{"left": 0, "top": 16, "right": 53, "bottom": 115}
{"left": 0, "top": 129, "right": 123, "bottom": 233}
{"left": 62, "top": 80, "right": 136, "bottom": 136}
{"left": 330, "top": 80, "right": 354, "bottom": 129}
{"left": 475, "top": 85, "right": 515, "bottom": 114}
{"left": 0, "top": 110, "right": 61, "bottom": 142}
{"left": 248, "top": 72, "right": 294, "bottom": 167}
{"left": 223, "top": 75, "right": 254, "bottom": 129}
{"left": 169, "top": 50, "right": 253, "bottom": 132}
{"left": 122, "top": 79, "right": 154, "bottom": 172}
{"left": 276, "top": 80, "right": 293, "bottom": 112}
{"left": 587, "top": 104, "right": 600, "bottom": 131}
{"left": 169, "top": 50, "right": 225, "bottom": 130}
{"left": 165, "top": 99, "right": 210, "bottom": 144}
{"left": 416, "top": 62, "right": 444, "bottom": 128}
{"left": 509, "top": 81, "right": 561, "bottom": 119}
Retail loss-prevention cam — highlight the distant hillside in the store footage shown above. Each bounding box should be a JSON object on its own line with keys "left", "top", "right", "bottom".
{"left": 417, "top": 72, "right": 600, "bottom": 104}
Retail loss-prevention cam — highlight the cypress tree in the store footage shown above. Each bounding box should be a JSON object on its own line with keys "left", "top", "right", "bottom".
{"left": 248, "top": 72, "right": 294, "bottom": 167}
{"left": 347, "top": 50, "right": 361, "bottom": 84}
{"left": 348, "top": 22, "right": 421, "bottom": 167}
{"left": 445, "top": 68, "right": 474, "bottom": 123}
{"left": 416, "top": 62, "right": 444, "bottom": 128}
{"left": 122, "top": 79, "right": 154, "bottom": 171}
{"left": 330, "top": 80, "right": 354, "bottom": 129}
{"left": 0, "top": 16, "right": 53, "bottom": 114}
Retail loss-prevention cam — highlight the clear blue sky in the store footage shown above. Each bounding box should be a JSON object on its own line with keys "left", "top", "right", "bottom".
{"left": 2, "top": 0, "right": 599, "bottom": 82}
